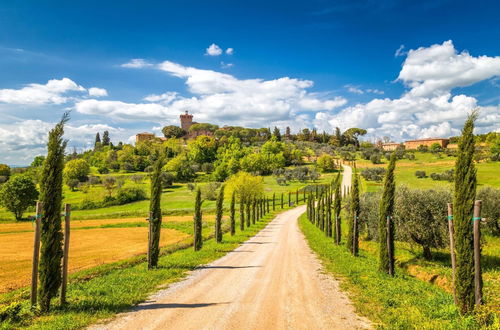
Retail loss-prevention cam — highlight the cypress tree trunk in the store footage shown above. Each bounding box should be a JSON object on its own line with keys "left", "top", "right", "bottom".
{"left": 252, "top": 198, "right": 256, "bottom": 224}
{"left": 326, "top": 192, "right": 332, "bottom": 237}
{"left": 349, "top": 170, "right": 360, "bottom": 256}
{"left": 296, "top": 190, "right": 299, "bottom": 204}
{"left": 240, "top": 196, "right": 245, "bottom": 231}
{"left": 273, "top": 193, "right": 276, "bottom": 211}
{"left": 334, "top": 172, "right": 342, "bottom": 244}
{"left": 148, "top": 157, "right": 163, "bottom": 269}
{"left": 454, "top": 112, "right": 478, "bottom": 315}
{"left": 38, "top": 114, "right": 68, "bottom": 312}
{"left": 281, "top": 193, "right": 284, "bottom": 209}
{"left": 193, "top": 188, "right": 203, "bottom": 251}
{"left": 288, "top": 192, "right": 291, "bottom": 206}
{"left": 246, "top": 198, "right": 251, "bottom": 227}
{"left": 267, "top": 198, "right": 270, "bottom": 214}
{"left": 230, "top": 191, "right": 236, "bottom": 236}
{"left": 215, "top": 185, "right": 224, "bottom": 243}
{"left": 379, "top": 153, "right": 397, "bottom": 274}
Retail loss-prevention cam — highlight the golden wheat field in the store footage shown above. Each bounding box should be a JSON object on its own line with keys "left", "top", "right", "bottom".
{"left": 0, "top": 223, "right": 190, "bottom": 293}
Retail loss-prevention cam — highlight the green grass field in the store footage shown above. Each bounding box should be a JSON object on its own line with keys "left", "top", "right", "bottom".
{"left": 299, "top": 213, "right": 498, "bottom": 329}
{"left": 356, "top": 152, "right": 500, "bottom": 193}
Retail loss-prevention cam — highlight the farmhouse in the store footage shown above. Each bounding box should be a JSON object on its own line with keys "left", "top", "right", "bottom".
{"left": 135, "top": 111, "right": 215, "bottom": 143}
{"left": 381, "top": 143, "right": 401, "bottom": 151}
{"left": 404, "top": 138, "right": 449, "bottom": 150}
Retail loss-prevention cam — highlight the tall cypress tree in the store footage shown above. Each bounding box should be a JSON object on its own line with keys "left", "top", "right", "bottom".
{"left": 94, "top": 132, "right": 101, "bottom": 150}
{"left": 193, "top": 188, "right": 203, "bottom": 251}
{"left": 148, "top": 157, "right": 163, "bottom": 269}
{"left": 240, "top": 196, "right": 245, "bottom": 231}
{"left": 38, "top": 113, "right": 68, "bottom": 312}
{"left": 215, "top": 185, "right": 224, "bottom": 243}
{"left": 348, "top": 169, "right": 360, "bottom": 256}
{"left": 334, "top": 172, "right": 342, "bottom": 244}
{"left": 230, "top": 190, "right": 236, "bottom": 236}
{"left": 379, "top": 153, "right": 397, "bottom": 274}
{"left": 454, "top": 111, "right": 478, "bottom": 314}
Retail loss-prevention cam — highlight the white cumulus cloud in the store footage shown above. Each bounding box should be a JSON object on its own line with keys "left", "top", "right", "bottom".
{"left": 88, "top": 87, "right": 108, "bottom": 97}
{"left": 226, "top": 48, "right": 234, "bottom": 55}
{"left": 205, "top": 43, "right": 223, "bottom": 56}
{"left": 0, "top": 78, "right": 86, "bottom": 105}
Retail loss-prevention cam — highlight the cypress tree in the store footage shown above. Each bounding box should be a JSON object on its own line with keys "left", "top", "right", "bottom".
{"left": 273, "top": 193, "right": 276, "bottom": 211}
{"left": 326, "top": 191, "right": 332, "bottom": 237}
{"left": 288, "top": 191, "right": 291, "bottom": 206}
{"left": 334, "top": 171, "right": 341, "bottom": 243}
{"left": 240, "top": 196, "right": 245, "bottom": 231}
{"left": 38, "top": 113, "right": 68, "bottom": 312}
{"left": 246, "top": 198, "right": 251, "bottom": 227}
{"left": 281, "top": 193, "right": 284, "bottom": 209}
{"left": 193, "top": 188, "right": 203, "bottom": 251}
{"left": 296, "top": 189, "right": 299, "bottom": 204}
{"left": 230, "top": 190, "right": 236, "bottom": 236}
{"left": 266, "top": 197, "right": 270, "bottom": 214}
{"left": 454, "top": 111, "right": 478, "bottom": 315}
{"left": 215, "top": 185, "right": 224, "bottom": 243}
{"left": 94, "top": 132, "right": 101, "bottom": 150}
{"left": 252, "top": 198, "right": 256, "bottom": 224}
{"left": 148, "top": 157, "right": 163, "bottom": 269}
{"left": 348, "top": 170, "right": 360, "bottom": 256}
{"left": 379, "top": 153, "right": 397, "bottom": 274}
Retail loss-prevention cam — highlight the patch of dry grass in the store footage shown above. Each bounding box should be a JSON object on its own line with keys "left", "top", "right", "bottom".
{"left": 0, "top": 227, "right": 188, "bottom": 293}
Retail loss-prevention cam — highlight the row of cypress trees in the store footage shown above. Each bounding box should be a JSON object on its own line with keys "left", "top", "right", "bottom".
{"left": 305, "top": 112, "right": 480, "bottom": 316}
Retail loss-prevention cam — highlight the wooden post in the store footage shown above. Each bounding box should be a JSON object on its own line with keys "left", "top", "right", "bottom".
{"left": 60, "top": 204, "right": 71, "bottom": 305}
{"left": 473, "top": 200, "right": 483, "bottom": 306}
{"left": 447, "top": 203, "right": 457, "bottom": 304}
{"left": 387, "top": 216, "right": 394, "bottom": 276}
{"left": 30, "top": 201, "right": 42, "bottom": 307}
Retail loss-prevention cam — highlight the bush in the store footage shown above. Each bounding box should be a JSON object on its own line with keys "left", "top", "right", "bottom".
{"left": 130, "top": 174, "right": 144, "bottom": 184}
{"left": 0, "top": 164, "right": 11, "bottom": 177}
{"left": 429, "top": 169, "right": 454, "bottom": 181}
{"left": 201, "top": 182, "right": 221, "bottom": 201}
{"left": 97, "top": 166, "right": 109, "bottom": 174}
{"left": 0, "top": 176, "right": 8, "bottom": 184}
{"left": 88, "top": 176, "right": 101, "bottom": 185}
{"left": 115, "top": 187, "right": 147, "bottom": 205}
{"left": 370, "top": 153, "right": 382, "bottom": 164}
{"left": 160, "top": 172, "right": 175, "bottom": 188}
{"left": 360, "top": 191, "right": 381, "bottom": 240}
{"left": 361, "top": 167, "right": 386, "bottom": 182}
{"left": 415, "top": 170, "right": 426, "bottom": 178}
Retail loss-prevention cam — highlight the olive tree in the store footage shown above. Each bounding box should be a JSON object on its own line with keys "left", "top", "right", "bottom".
{"left": 394, "top": 186, "right": 450, "bottom": 259}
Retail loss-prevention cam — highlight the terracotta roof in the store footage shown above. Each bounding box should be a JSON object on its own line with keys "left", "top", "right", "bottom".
{"left": 404, "top": 138, "right": 448, "bottom": 143}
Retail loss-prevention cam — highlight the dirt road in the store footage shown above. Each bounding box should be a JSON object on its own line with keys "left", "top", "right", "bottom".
{"left": 93, "top": 205, "right": 370, "bottom": 330}
{"left": 341, "top": 164, "right": 352, "bottom": 197}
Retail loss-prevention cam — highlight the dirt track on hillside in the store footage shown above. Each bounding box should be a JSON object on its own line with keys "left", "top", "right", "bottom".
{"left": 92, "top": 204, "right": 371, "bottom": 330}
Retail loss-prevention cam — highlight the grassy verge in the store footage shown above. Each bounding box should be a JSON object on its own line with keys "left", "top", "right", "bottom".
{"left": 0, "top": 206, "right": 291, "bottom": 329}
{"left": 298, "top": 213, "right": 488, "bottom": 329}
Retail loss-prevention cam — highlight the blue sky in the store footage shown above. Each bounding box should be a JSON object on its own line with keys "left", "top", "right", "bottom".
{"left": 0, "top": 0, "right": 499, "bottom": 164}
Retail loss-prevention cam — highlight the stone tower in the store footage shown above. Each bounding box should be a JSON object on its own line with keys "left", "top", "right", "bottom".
{"left": 180, "top": 111, "right": 193, "bottom": 131}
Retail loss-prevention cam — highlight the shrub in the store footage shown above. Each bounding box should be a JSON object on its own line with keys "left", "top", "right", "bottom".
{"left": 430, "top": 169, "right": 454, "bottom": 181}
{"left": 361, "top": 167, "right": 386, "bottom": 182}
{"left": 88, "top": 176, "right": 101, "bottom": 185}
{"left": 130, "top": 174, "right": 144, "bottom": 184}
{"left": 0, "top": 164, "right": 11, "bottom": 177}
{"left": 201, "top": 182, "right": 221, "bottom": 201}
{"left": 370, "top": 153, "right": 382, "bottom": 164}
{"left": 415, "top": 170, "right": 426, "bottom": 178}
{"left": 0, "top": 176, "right": 8, "bottom": 184}
{"left": 97, "top": 165, "right": 109, "bottom": 174}
{"left": 160, "top": 172, "right": 175, "bottom": 188}
{"left": 115, "top": 187, "right": 147, "bottom": 205}
{"left": 359, "top": 191, "right": 381, "bottom": 241}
